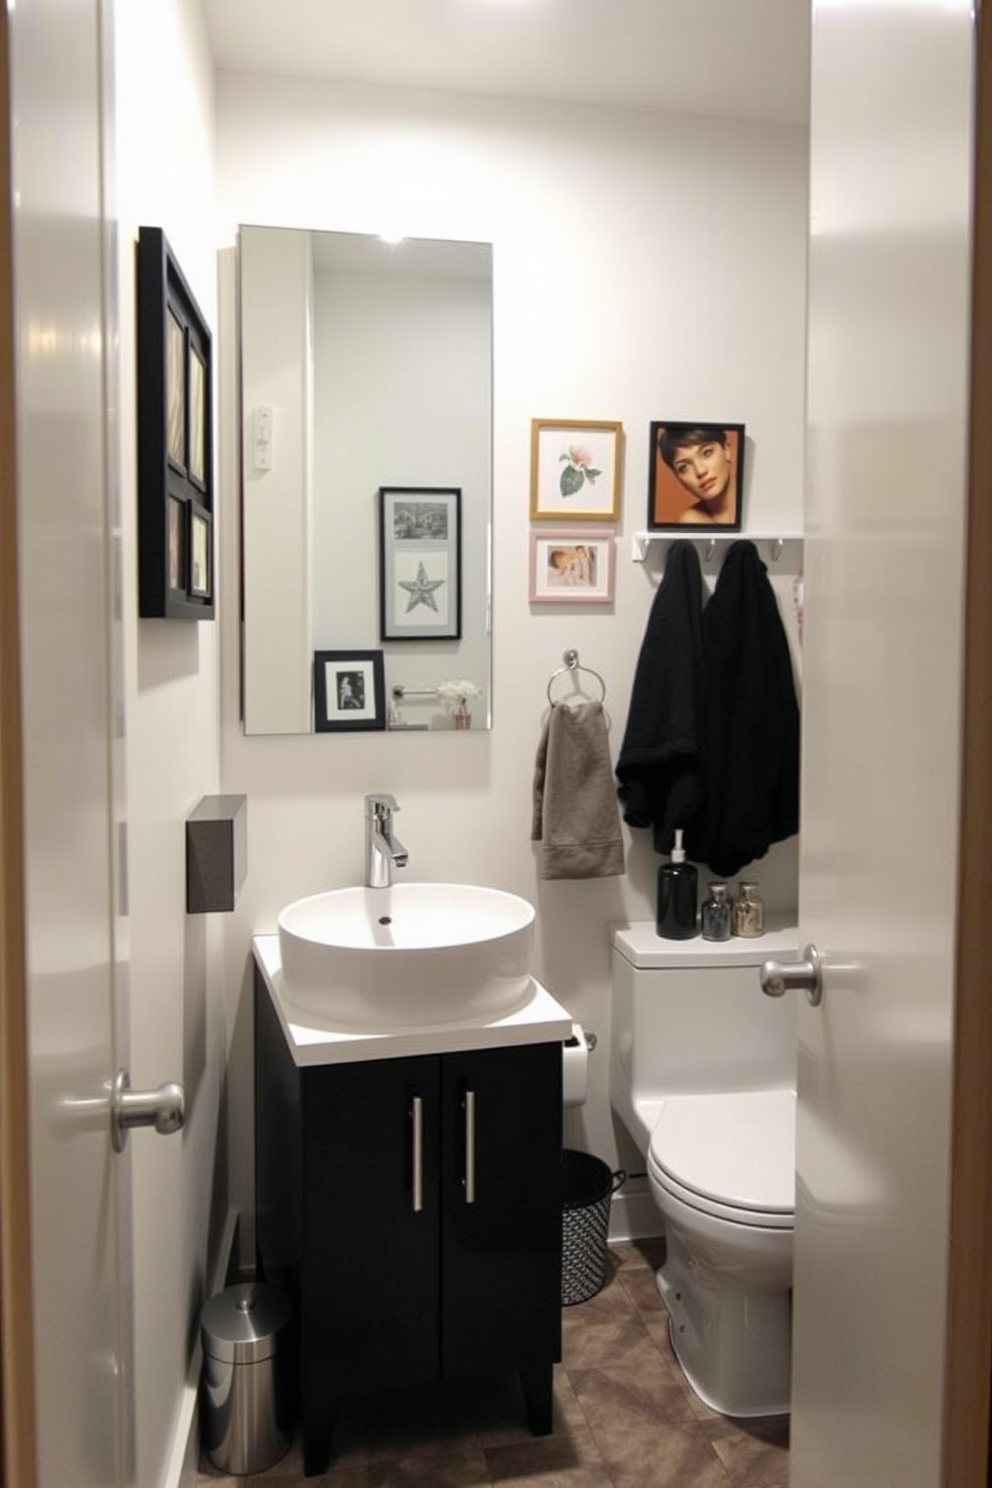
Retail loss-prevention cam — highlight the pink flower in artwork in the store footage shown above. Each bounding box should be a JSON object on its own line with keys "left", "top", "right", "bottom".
{"left": 557, "top": 441, "right": 603, "bottom": 498}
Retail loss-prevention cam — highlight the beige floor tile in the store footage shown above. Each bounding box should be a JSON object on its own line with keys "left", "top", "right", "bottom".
{"left": 256, "top": 1468, "right": 371, "bottom": 1487}
{"left": 366, "top": 1441, "right": 489, "bottom": 1487}
{"left": 568, "top": 1358, "right": 698, "bottom": 1436}
{"left": 608, "top": 1235, "right": 667, "bottom": 1273}
{"left": 487, "top": 1466, "right": 614, "bottom": 1488}
{"left": 615, "top": 1261, "right": 664, "bottom": 1318}
{"left": 596, "top": 1420, "right": 733, "bottom": 1488}
{"left": 704, "top": 1414, "right": 790, "bottom": 1487}
{"left": 484, "top": 1425, "right": 604, "bottom": 1483}
{"left": 561, "top": 1277, "right": 666, "bottom": 1375}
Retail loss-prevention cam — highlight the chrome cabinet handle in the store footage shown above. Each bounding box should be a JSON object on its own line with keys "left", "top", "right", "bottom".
{"left": 110, "top": 1068, "right": 185, "bottom": 1153}
{"left": 760, "top": 943, "right": 823, "bottom": 1007}
{"left": 411, "top": 1094, "right": 424, "bottom": 1213}
{"left": 464, "top": 1088, "right": 476, "bottom": 1205}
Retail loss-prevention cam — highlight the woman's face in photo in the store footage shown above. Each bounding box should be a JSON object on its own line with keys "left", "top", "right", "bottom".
{"left": 670, "top": 437, "right": 732, "bottom": 503}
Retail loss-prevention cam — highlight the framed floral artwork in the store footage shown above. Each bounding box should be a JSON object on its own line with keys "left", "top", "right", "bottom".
{"left": 529, "top": 419, "right": 623, "bottom": 521}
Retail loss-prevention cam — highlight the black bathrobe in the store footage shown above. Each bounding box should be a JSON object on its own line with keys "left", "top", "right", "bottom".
{"left": 615, "top": 539, "right": 800, "bottom": 875}
{"left": 615, "top": 541, "right": 706, "bottom": 855}
{"left": 686, "top": 540, "right": 801, "bottom": 877}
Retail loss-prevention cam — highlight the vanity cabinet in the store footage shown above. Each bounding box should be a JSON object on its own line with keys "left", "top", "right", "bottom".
{"left": 254, "top": 972, "right": 563, "bottom": 1477}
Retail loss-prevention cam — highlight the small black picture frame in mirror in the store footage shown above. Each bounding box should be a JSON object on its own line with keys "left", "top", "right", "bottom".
{"left": 314, "top": 650, "right": 386, "bottom": 732}
{"left": 137, "top": 226, "right": 214, "bottom": 619}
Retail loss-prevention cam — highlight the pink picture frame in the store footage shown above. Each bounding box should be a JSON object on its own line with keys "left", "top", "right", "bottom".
{"left": 529, "top": 529, "right": 615, "bottom": 604}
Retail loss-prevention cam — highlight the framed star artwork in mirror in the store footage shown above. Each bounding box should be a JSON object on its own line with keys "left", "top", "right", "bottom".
{"left": 378, "top": 486, "right": 462, "bottom": 641}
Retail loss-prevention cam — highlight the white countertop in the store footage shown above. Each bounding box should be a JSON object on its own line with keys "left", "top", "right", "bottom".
{"left": 611, "top": 918, "right": 801, "bottom": 969}
{"left": 253, "top": 935, "right": 575, "bottom": 1068}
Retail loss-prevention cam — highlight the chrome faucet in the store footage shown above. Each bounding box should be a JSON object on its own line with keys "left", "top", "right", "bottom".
{"left": 363, "top": 793, "right": 409, "bottom": 888}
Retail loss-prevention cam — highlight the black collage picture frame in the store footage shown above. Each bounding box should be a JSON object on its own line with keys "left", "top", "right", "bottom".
{"left": 137, "top": 226, "right": 215, "bottom": 619}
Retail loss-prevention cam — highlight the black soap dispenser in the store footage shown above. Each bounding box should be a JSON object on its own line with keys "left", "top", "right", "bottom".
{"left": 656, "top": 829, "right": 699, "bottom": 940}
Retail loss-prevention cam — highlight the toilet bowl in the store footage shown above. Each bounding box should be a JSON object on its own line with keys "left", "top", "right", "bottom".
{"left": 649, "top": 1088, "right": 794, "bottom": 1416}
{"left": 609, "top": 922, "right": 799, "bottom": 1419}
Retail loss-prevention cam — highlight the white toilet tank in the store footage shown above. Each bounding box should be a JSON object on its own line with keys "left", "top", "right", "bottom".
{"left": 610, "top": 922, "right": 799, "bottom": 1152}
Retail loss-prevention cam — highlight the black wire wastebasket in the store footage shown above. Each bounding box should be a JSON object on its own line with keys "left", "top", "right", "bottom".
{"left": 561, "top": 1149, "right": 626, "bottom": 1306}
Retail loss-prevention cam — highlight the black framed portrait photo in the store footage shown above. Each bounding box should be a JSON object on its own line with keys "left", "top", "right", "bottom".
{"left": 647, "top": 422, "right": 745, "bottom": 533}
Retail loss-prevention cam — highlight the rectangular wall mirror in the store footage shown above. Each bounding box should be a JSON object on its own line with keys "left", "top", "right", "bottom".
{"left": 238, "top": 225, "right": 493, "bottom": 735}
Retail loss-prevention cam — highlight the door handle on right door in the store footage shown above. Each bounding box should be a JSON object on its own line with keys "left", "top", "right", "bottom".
{"left": 760, "top": 944, "right": 823, "bottom": 1007}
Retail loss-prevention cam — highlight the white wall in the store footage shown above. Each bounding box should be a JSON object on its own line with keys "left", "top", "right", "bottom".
{"left": 114, "top": 2, "right": 225, "bottom": 1482}
{"left": 214, "top": 73, "right": 809, "bottom": 1227}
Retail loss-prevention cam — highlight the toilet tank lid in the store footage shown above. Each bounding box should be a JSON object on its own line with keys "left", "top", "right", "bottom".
{"left": 611, "top": 921, "right": 799, "bottom": 970}
{"left": 651, "top": 1090, "right": 796, "bottom": 1214}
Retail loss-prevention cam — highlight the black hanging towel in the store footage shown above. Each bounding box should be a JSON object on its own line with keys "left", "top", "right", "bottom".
{"left": 685, "top": 540, "right": 800, "bottom": 877}
{"left": 615, "top": 541, "right": 706, "bottom": 854}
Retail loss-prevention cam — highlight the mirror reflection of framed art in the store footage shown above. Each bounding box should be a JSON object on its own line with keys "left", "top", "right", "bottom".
{"left": 136, "top": 226, "right": 214, "bottom": 619}
{"left": 378, "top": 486, "right": 462, "bottom": 642}
{"left": 313, "top": 650, "right": 386, "bottom": 732}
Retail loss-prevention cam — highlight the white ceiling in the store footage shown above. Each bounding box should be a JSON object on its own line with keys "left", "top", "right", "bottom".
{"left": 202, "top": 0, "right": 810, "bottom": 126}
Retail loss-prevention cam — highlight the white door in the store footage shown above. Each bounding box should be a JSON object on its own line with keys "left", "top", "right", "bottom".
{"left": 9, "top": 0, "right": 134, "bottom": 1482}
{"left": 789, "top": 3, "right": 976, "bottom": 1485}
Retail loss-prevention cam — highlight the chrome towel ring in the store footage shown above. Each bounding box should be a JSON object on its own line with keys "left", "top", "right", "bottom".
{"left": 546, "top": 648, "right": 607, "bottom": 706}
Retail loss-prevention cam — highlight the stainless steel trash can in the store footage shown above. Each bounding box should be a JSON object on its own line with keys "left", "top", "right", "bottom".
{"left": 200, "top": 1281, "right": 292, "bottom": 1475}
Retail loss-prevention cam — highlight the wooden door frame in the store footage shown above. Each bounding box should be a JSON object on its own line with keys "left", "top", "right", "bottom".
{"left": 0, "top": 2, "right": 38, "bottom": 1483}
{"left": 943, "top": 2, "right": 992, "bottom": 1482}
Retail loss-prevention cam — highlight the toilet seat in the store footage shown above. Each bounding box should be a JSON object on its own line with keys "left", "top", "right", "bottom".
{"left": 649, "top": 1089, "right": 795, "bottom": 1230}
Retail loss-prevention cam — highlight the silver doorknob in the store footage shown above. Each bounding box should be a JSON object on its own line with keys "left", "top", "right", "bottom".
{"left": 759, "top": 943, "right": 823, "bottom": 1007}
{"left": 111, "top": 1068, "right": 185, "bottom": 1152}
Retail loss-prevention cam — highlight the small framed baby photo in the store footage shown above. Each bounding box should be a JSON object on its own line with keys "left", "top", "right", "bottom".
{"left": 529, "top": 530, "right": 615, "bottom": 603}
{"left": 647, "top": 421, "right": 745, "bottom": 532}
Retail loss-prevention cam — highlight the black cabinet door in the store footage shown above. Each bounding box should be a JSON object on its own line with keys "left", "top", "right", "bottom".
{"left": 439, "top": 1042, "right": 563, "bottom": 1377}
{"left": 302, "top": 1055, "right": 441, "bottom": 1400}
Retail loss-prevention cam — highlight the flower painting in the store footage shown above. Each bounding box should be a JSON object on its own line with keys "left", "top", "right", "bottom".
{"left": 558, "top": 443, "right": 601, "bottom": 499}
{"left": 530, "top": 419, "right": 623, "bottom": 521}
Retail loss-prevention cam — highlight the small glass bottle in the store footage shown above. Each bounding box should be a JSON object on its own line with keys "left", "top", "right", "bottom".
{"left": 732, "top": 881, "right": 765, "bottom": 938}
{"left": 701, "top": 882, "right": 732, "bottom": 942}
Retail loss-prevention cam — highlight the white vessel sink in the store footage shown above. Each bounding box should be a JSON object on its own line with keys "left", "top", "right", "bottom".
{"left": 276, "top": 882, "right": 536, "bottom": 1030}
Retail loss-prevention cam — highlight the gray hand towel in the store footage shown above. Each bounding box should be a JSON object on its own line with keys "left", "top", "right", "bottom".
{"left": 532, "top": 702, "right": 625, "bottom": 880}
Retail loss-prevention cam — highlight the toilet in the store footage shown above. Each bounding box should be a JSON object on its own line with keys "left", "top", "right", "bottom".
{"left": 609, "top": 922, "right": 798, "bottom": 1418}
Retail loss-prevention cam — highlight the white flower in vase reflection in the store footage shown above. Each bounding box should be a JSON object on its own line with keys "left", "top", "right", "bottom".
{"left": 437, "top": 679, "right": 482, "bottom": 721}
{"left": 399, "top": 561, "right": 444, "bottom": 613}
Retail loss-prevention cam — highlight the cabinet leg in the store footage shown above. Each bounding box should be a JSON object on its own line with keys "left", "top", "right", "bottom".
{"left": 520, "top": 1361, "right": 554, "bottom": 1436}
{"left": 302, "top": 1416, "right": 333, "bottom": 1478}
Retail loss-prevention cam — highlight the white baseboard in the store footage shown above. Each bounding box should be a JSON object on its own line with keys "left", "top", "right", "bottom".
{"left": 164, "top": 1206, "right": 240, "bottom": 1488}
{"left": 609, "top": 1186, "right": 663, "bottom": 1243}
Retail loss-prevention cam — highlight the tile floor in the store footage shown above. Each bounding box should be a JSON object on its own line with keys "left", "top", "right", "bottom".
{"left": 198, "top": 1238, "right": 789, "bottom": 1487}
